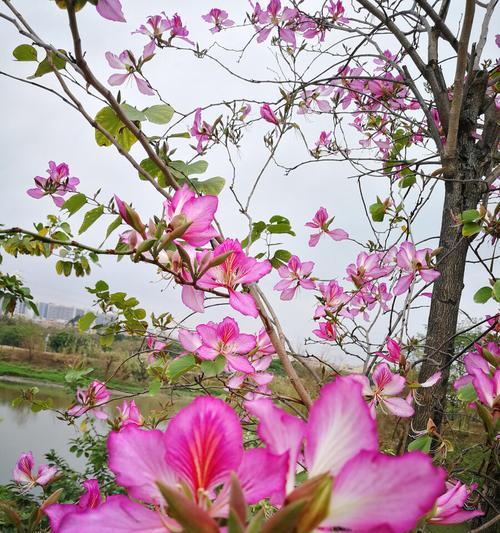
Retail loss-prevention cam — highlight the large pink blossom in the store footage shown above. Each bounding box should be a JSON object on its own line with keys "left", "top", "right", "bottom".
{"left": 246, "top": 376, "right": 446, "bottom": 531}
{"left": 115, "top": 400, "right": 143, "bottom": 428}
{"left": 163, "top": 184, "right": 218, "bottom": 246}
{"left": 306, "top": 207, "right": 348, "bottom": 247}
{"left": 197, "top": 239, "right": 272, "bottom": 317}
{"left": 12, "top": 451, "right": 57, "bottom": 489}
{"left": 105, "top": 50, "right": 154, "bottom": 95}
{"left": 50, "top": 397, "right": 287, "bottom": 530}
{"left": 274, "top": 255, "right": 315, "bottom": 300}
{"left": 251, "top": 0, "right": 299, "bottom": 47}
{"left": 393, "top": 241, "right": 440, "bottom": 295}
{"left": 67, "top": 380, "right": 110, "bottom": 419}
{"left": 346, "top": 251, "right": 392, "bottom": 287}
{"left": 27, "top": 161, "right": 79, "bottom": 207}
{"left": 313, "top": 320, "right": 336, "bottom": 340}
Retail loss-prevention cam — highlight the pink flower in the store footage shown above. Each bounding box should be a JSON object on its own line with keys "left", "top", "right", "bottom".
{"left": 96, "top": 0, "right": 125, "bottom": 22}
{"left": 377, "top": 337, "right": 402, "bottom": 364}
{"left": 313, "top": 321, "right": 336, "bottom": 341}
{"left": 315, "top": 130, "right": 332, "bottom": 149}
{"left": 298, "top": 86, "right": 333, "bottom": 114}
{"left": 314, "top": 279, "right": 346, "bottom": 318}
{"left": 116, "top": 400, "right": 143, "bottom": 428}
{"left": 164, "top": 13, "right": 194, "bottom": 45}
{"left": 67, "top": 380, "right": 110, "bottom": 419}
{"left": 53, "top": 397, "right": 287, "bottom": 529}
{"left": 251, "top": 0, "right": 299, "bottom": 47}
{"left": 202, "top": 8, "right": 234, "bottom": 33}
{"left": 274, "top": 255, "right": 315, "bottom": 300}
{"left": 306, "top": 207, "right": 348, "bottom": 247}
{"left": 327, "top": 0, "right": 349, "bottom": 24}
{"left": 393, "top": 241, "right": 440, "bottom": 295}
{"left": 190, "top": 108, "right": 213, "bottom": 153}
{"left": 346, "top": 251, "right": 392, "bottom": 287}
{"left": 13, "top": 452, "right": 57, "bottom": 489}
{"left": 105, "top": 50, "right": 154, "bottom": 95}
{"left": 133, "top": 15, "right": 170, "bottom": 57}
{"left": 46, "top": 480, "right": 103, "bottom": 532}
{"left": 163, "top": 184, "right": 218, "bottom": 246}
{"left": 27, "top": 161, "right": 80, "bottom": 207}
{"left": 428, "top": 480, "right": 483, "bottom": 525}
{"left": 239, "top": 103, "right": 252, "bottom": 120}
{"left": 197, "top": 239, "right": 272, "bottom": 317}
{"left": 194, "top": 317, "right": 256, "bottom": 373}
{"left": 260, "top": 103, "right": 279, "bottom": 125}
{"left": 353, "top": 363, "right": 415, "bottom": 418}
{"left": 246, "top": 376, "right": 446, "bottom": 531}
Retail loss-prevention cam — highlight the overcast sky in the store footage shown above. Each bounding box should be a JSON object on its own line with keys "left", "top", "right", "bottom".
{"left": 0, "top": 1, "right": 497, "bottom": 361}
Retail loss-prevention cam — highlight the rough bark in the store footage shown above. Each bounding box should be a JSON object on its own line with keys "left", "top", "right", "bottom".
{"left": 412, "top": 70, "right": 497, "bottom": 433}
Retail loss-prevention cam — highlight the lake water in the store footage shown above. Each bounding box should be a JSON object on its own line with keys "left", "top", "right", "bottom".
{"left": 0, "top": 379, "right": 188, "bottom": 485}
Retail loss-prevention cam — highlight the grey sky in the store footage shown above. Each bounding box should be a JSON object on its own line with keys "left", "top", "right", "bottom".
{"left": 0, "top": 1, "right": 497, "bottom": 360}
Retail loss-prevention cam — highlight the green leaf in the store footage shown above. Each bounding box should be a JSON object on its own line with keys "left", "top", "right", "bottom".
{"left": 408, "top": 435, "right": 432, "bottom": 453}
{"left": 30, "top": 50, "right": 66, "bottom": 78}
{"left": 79, "top": 206, "right": 104, "bottom": 234}
{"left": 139, "top": 157, "right": 163, "bottom": 181}
{"left": 13, "top": 44, "right": 38, "bottom": 61}
{"left": 194, "top": 177, "right": 225, "bottom": 195}
{"left": 200, "top": 355, "right": 226, "bottom": 377}
{"left": 267, "top": 223, "right": 295, "bottom": 235}
{"left": 185, "top": 160, "right": 208, "bottom": 175}
{"left": 462, "top": 221, "right": 481, "bottom": 237}
{"left": 149, "top": 378, "right": 162, "bottom": 396}
{"left": 78, "top": 311, "right": 96, "bottom": 332}
{"left": 120, "top": 103, "right": 147, "bottom": 122}
{"left": 369, "top": 200, "right": 385, "bottom": 222}
{"left": 94, "top": 106, "right": 138, "bottom": 152}
{"left": 144, "top": 104, "right": 174, "bottom": 124}
{"left": 167, "top": 354, "right": 196, "bottom": 381}
{"left": 398, "top": 173, "right": 416, "bottom": 188}
{"left": 99, "top": 333, "right": 114, "bottom": 347}
{"left": 473, "top": 286, "right": 492, "bottom": 304}
{"left": 270, "top": 249, "right": 292, "bottom": 269}
{"left": 105, "top": 215, "right": 122, "bottom": 239}
{"left": 62, "top": 193, "right": 87, "bottom": 215}
{"left": 461, "top": 209, "right": 480, "bottom": 223}
{"left": 457, "top": 382, "right": 478, "bottom": 402}
{"left": 493, "top": 280, "right": 500, "bottom": 302}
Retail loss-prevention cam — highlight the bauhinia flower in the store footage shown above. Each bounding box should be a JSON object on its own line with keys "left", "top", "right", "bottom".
{"left": 95, "top": 0, "right": 125, "bottom": 22}
{"left": 313, "top": 320, "right": 336, "bottom": 340}
{"left": 428, "top": 480, "right": 483, "bottom": 525}
{"left": 163, "top": 184, "right": 218, "bottom": 246}
{"left": 133, "top": 15, "right": 170, "bottom": 57}
{"left": 105, "top": 50, "right": 154, "bottom": 95}
{"left": 274, "top": 255, "right": 315, "bottom": 300}
{"left": 346, "top": 251, "right": 391, "bottom": 287}
{"left": 202, "top": 8, "right": 234, "bottom": 33}
{"left": 251, "top": 0, "right": 299, "bottom": 47}
{"left": 352, "top": 363, "right": 415, "bottom": 418}
{"left": 306, "top": 207, "right": 348, "bottom": 247}
{"left": 260, "top": 103, "right": 280, "bottom": 125}
{"left": 197, "top": 239, "right": 272, "bottom": 317}
{"left": 314, "top": 279, "right": 346, "bottom": 318}
{"left": 194, "top": 316, "right": 256, "bottom": 373}
{"left": 67, "top": 380, "right": 110, "bottom": 419}
{"left": 246, "top": 376, "right": 446, "bottom": 531}
{"left": 190, "top": 108, "right": 213, "bottom": 153}
{"left": 393, "top": 241, "right": 440, "bottom": 295}
{"left": 46, "top": 480, "right": 103, "bottom": 532}
{"left": 13, "top": 452, "right": 58, "bottom": 490}
{"left": 377, "top": 337, "right": 403, "bottom": 364}
{"left": 47, "top": 397, "right": 288, "bottom": 530}
{"left": 163, "top": 13, "right": 194, "bottom": 45}
{"left": 27, "top": 161, "right": 79, "bottom": 207}
{"left": 115, "top": 400, "right": 143, "bottom": 428}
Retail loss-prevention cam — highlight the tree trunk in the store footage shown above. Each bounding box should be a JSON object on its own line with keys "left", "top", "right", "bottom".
{"left": 412, "top": 70, "right": 492, "bottom": 434}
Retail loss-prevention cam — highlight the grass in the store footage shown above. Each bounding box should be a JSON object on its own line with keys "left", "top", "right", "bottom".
{"left": 0, "top": 360, "right": 142, "bottom": 393}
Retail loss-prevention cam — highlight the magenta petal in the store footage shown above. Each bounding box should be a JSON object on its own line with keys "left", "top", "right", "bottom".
{"left": 327, "top": 228, "right": 349, "bottom": 241}
{"left": 164, "top": 396, "right": 243, "bottom": 495}
{"left": 383, "top": 397, "right": 414, "bottom": 417}
{"left": 27, "top": 188, "right": 45, "bottom": 199}
{"left": 108, "top": 73, "right": 129, "bottom": 86}
{"left": 56, "top": 495, "right": 166, "bottom": 533}
{"left": 181, "top": 285, "right": 205, "bottom": 313}
{"left": 107, "top": 426, "right": 176, "bottom": 504}
{"left": 305, "top": 377, "right": 378, "bottom": 477}
{"left": 326, "top": 451, "right": 446, "bottom": 533}
{"left": 226, "top": 354, "right": 254, "bottom": 374}
{"left": 45, "top": 503, "right": 78, "bottom": 532}
{"left": 308, "top": 232, "right": 321, "bottom": 247}
{"left": 229, "top": 290, "right": 259, "bottom": 317}
{"left": 238, "top": 448, "right": 288, "bottom": 505}
{"left": 96, "top": 0, "right": 126, "bottom": 22}
{"left": 393, "top": 272, "right": 414, "bottom": 295}
{"left": 420, "top": 268, "right": 440, "bottom": 282}
{"left": 134, "top": 76, "right": 155, "bottom": 96}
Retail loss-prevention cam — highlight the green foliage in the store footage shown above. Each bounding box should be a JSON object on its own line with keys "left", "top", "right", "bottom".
{"left": 79, "top": 206, "right": 104, "bottom": 235}
{"left": 30, "top": 50, "right": 66, "bottom": 79}
{"left": 241, "top": 216, "right": 295, "bottom": 250}
{"left": 408, "top": 434, "right": 432, "bottom": 453}
{"left": 94, "top": 106, "right": 138, "bottom": 152}
{"left": 77, "top": 311, "right": 96, "bottom": 332}
{"left": 144, "top": 104, "right": 174, "bottom": 124}
{"left": 473, "top": 286, "right": 492, "bottom": 304}
{"left": 0, "top": 273, "right": 38, "bottom": 316}
{"left": 369, "top": 197, "right": 386, "bottom": 222}
{"left": 167, "top": 353, "right": 196, "bottom": 381}
{"left": 12, "top": 44, "right": 37, "bottom": 61}
{"left": 62, "top": 193, "right": 87, "bottom": 216}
